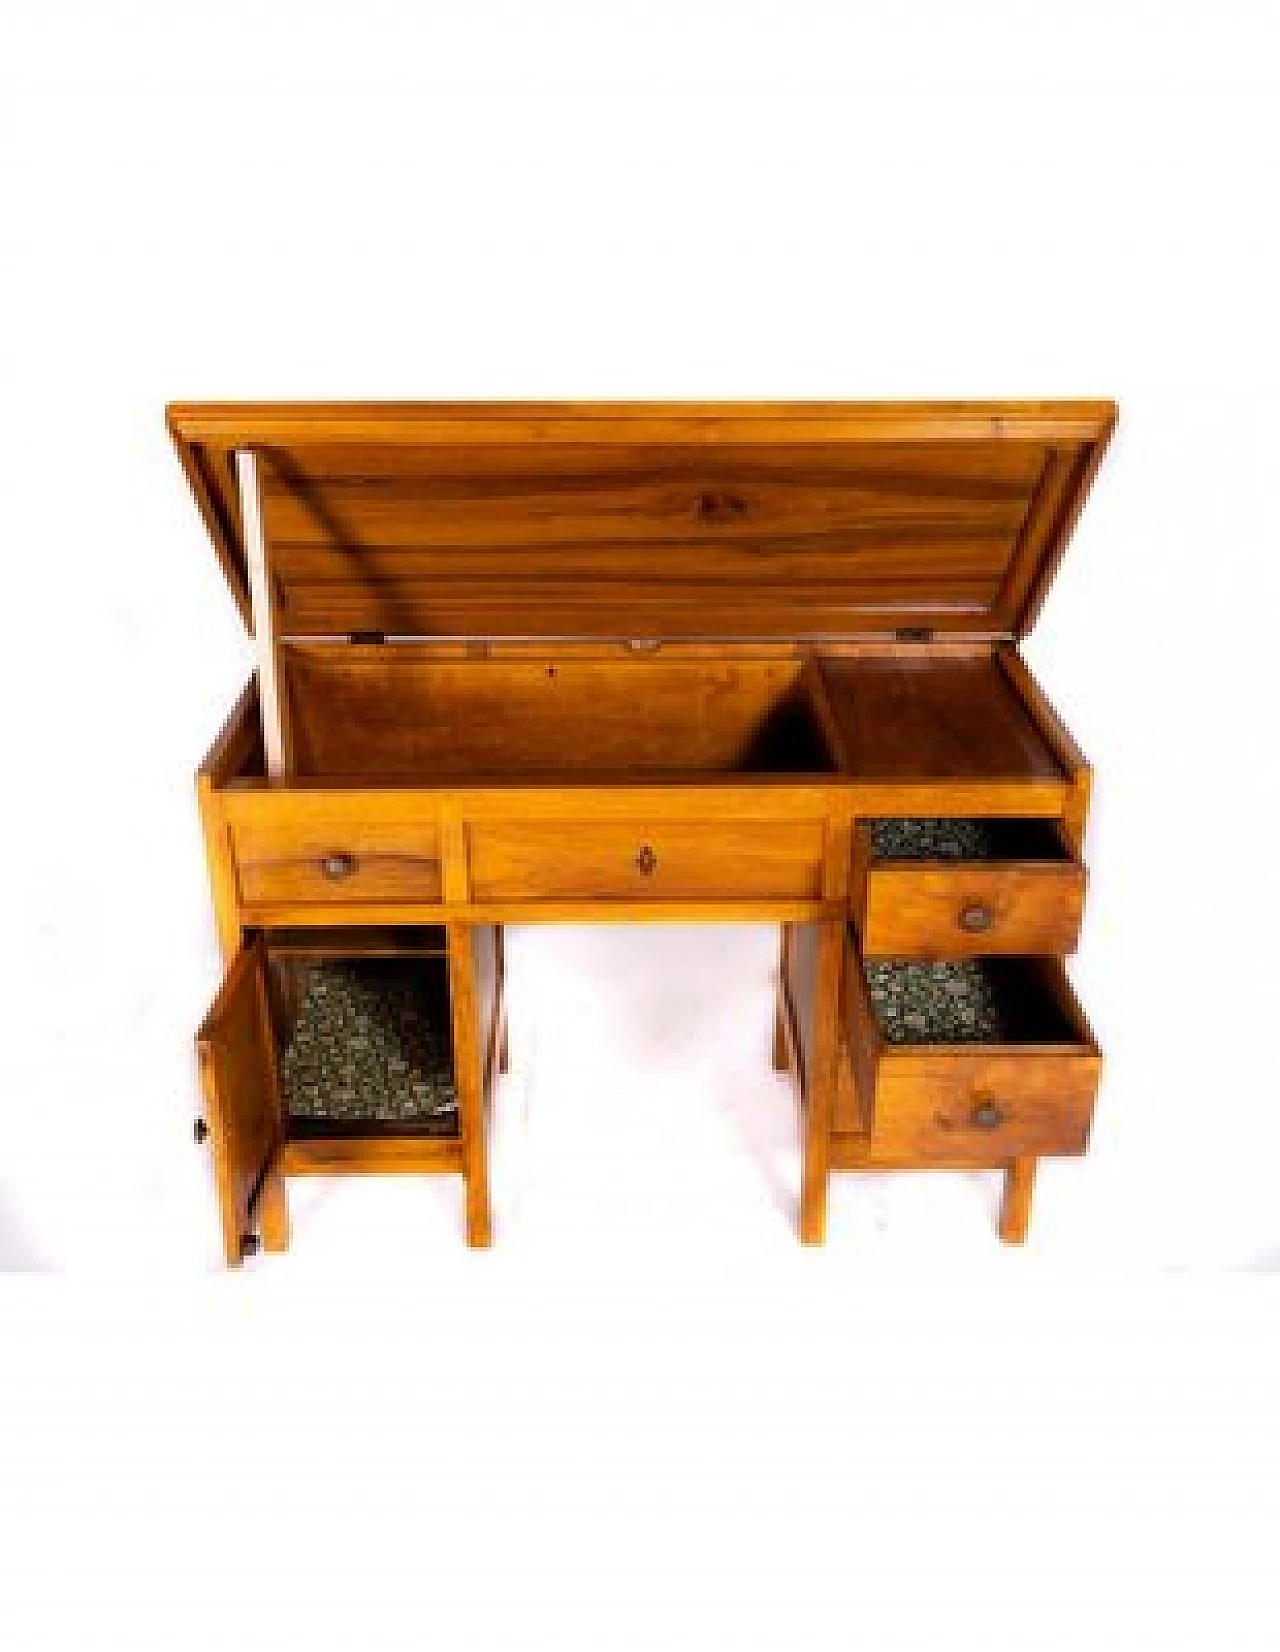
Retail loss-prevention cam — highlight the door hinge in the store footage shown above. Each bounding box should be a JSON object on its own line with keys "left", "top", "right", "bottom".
{"left": 894, "top": 626, "right": 935, "bottom": 643}
{"left": 348, "top": 630, "right": 387, "bottom": 645}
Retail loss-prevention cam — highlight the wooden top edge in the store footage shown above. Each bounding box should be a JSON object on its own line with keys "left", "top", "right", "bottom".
{"left": 166, "top": 399, "right": 1118, "bottom": 445}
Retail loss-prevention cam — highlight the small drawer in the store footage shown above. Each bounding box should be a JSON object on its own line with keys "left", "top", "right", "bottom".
{"left": 855, "top": 816, "right": 1085, "bottom": 958}
{"left": 837, "top": 939, "right": 1100, "bottom": 1160}
{"left": 230, "top": 807, "right": 443, "bottom": 907}
{"left": 469, "top": 818, "right": 825, "bottom": 902}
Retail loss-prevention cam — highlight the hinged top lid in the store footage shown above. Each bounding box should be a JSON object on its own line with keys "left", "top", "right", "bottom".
{"left": 167, "top": 401, "right": 1115, "bottom": 641}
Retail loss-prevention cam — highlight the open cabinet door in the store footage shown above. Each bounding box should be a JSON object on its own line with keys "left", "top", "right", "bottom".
{"left": 196, "top": 937, "right": 283, "bottom": 1266}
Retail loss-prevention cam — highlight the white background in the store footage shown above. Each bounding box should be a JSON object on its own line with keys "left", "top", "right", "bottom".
{"left": 2, "top": 3, "right": 1278, "bottom": 1647}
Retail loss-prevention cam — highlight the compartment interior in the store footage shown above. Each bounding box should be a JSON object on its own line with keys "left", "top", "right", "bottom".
{"left": 867, "top": 816, "right": 1069, "bottom": 862}
{"left": 865, "top": 956, "right": 1082, "bottom": 1046}
{"left": 265, "top": 930, "right": 458, "bottom": 1137}
{"left": 266, "top": 648, "right": 837, "bottom": 780}
{"left": 817, "top": 655, "right": 1063, "bottom": 781}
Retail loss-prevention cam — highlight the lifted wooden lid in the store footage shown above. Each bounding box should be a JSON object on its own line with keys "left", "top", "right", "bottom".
{"left": 167, "top": 401, "right": 1115, "bottom": 642}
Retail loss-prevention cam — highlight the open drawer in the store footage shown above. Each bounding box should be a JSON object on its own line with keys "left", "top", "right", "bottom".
{"left": 836, "top": 936, "right": 1101, "bottom": 1160}
{"left": 853, "top": 816, "right": 1086, "bottom": 959}
{"left": 195, "top": 926, "right": 497, "bottom": 1264}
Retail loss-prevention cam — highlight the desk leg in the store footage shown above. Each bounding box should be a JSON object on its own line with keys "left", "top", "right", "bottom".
{"left": 448, "top": 923, "right": 493, "bottom": 1248}
{"left": 999, "top": 1155, "right": 1038, "bottom": 1245}
{"left": 258, "top": 1165, "right": 291, "bottom": 1253}
{"left": 799, "top": 919, "right": 842, "bottom": 1246}
{"left": 772, "top": 924, "right": 791, "bottom": 1071}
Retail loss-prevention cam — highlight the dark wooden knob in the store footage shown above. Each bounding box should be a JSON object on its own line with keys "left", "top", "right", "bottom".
{"left": 971, "top": 1100, "right": 1005, "bottom": 1130}
{"left": 635, "top": 845, "right": 658, "bottom": 876}
{"left": 959, "top": 901, "right": 994, "bottom": 933}
{"left": 321, "top": 850, "right": 356, "bottom": 880}
{"left": 193, "top": 1117, "right": 209, "bottom": 1145}
{"left": 239, "top": 1233, "right": 261, "bottom": 1259}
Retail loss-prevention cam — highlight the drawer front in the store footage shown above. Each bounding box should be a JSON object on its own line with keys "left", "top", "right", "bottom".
{"left": 469, "top": 819, "right": 825, "bottom": 902}
{"left": 861, "top": 863, "right": 1086, "bottom": 958}
{"left": 871, "top": 1051, "right": 1100, "bottom": 1158}
{"left": 837, "top": 1046, "right": 1099, "bottom": 1157}
{"left": 230, "top": 811, "right": 443, "bottom": 906}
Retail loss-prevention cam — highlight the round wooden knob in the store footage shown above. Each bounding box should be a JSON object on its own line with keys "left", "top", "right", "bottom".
{"left": 958, "top": 901, "right": 994, "bottom": 934}
{"left": 635, "top": 845, "right": 659, "bottom": 876}
{"left": 239, "top": 1233, "right": 261, "bottom": 1259}
{"left": 321, "top": 851, "right": 356, "bottom": 881}
{"left": 971, "top": 1100, "right": 1005, "bottom": 1130}
{"left": 193, "top": 1118, "right": 209, "bottom": 1146}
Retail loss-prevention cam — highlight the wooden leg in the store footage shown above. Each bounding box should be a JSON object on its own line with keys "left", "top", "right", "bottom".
{"left": 999, "top": 1155, "right": 1038, "bottom": 1245}
{"left": 773, "top": 923, "right": 791, "bottom": 1070}
{"left": 257, "top": 1165, "right": 291, "bottom": 1253}
{"left": 772, "top": 1001, "right": 789, "bottom": 1072}
{"left": 448, "top": 923, "right": 493, "bottom": 1249}
{"left": 799, "top": 920, "right": 842, "bottom": 1246}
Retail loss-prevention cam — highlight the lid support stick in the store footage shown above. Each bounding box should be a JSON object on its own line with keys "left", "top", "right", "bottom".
{"left": 235, "top": 449, "right": 289, "bottom": 780}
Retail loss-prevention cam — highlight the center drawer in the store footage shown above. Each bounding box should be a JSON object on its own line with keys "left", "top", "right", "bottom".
{"left": 468, "top": 818, "right": 825, "bottom": 902}
{"left": 836, "top": 935, "right": 1101, "bottom": 1159}
{"left": 854, "top": 816, "right": 1086, "bottom": 958}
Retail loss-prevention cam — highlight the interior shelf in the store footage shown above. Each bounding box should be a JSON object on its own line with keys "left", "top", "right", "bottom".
{"left": 818, "top": 655, "right": 1064, "bottom": 782}
{"left": 278, "top": 956, "right": 458, "bottom": 1137}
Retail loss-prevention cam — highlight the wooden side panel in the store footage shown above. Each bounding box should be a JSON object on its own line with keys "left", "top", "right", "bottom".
{"left": 197, "top": 677, "right": 265, "bottom": 786}
{"left": 997, "top": 646, "right": 1093, "bottom": 854}
{"left": 861, "top": 862, "right": 1086, "bottom": 958}
{"left": 195, "top": 939, "right": 282, "bottom": 1266}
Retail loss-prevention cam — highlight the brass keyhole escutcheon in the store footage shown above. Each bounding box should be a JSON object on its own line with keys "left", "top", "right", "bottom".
{"left": 635, "top": 845, "right": 658, "bottom": 876}
{"left": 971, "top": 1099, "right": 1004, "bottom": 1130}
{"left": 321, "top": 850, "right": 357, "bottom": 881}
{"left": 959, "top": 901, "right": 994, "bottom": 933}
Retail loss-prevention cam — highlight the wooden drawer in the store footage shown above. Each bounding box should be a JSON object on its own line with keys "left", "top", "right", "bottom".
{"left": 855, "top": 816, "right": 1085, "bottom": 958}
{"left": 469, "top": 818, "right": 825, "bottom": 902}
{"left": 229, "top": 805, "right": 443, "bottom": 906}
{"left": 836, "top": 938, "right": 1100, "bottom": 1160}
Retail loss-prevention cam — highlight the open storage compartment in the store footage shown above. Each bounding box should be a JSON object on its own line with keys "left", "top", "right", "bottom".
{"left": 864, "top": 817, "right": 1070, "bottom": 862}
{"left": 815, "top": 653, "right": 1068, "bottom": 784}
{"left": 852, "top": 811, "right": 1086, "bottom": 959}
{"left": 836, "top": 934, "right": 1101, "bottom": 1161}
{"left": 258, "top": 648, "right": 839, "bottom": 782}
{"left": 196, "top": 926, "right": 480, "bottom": 1265}
{"left": 268, "top": 928, "right": 458, "bottom": 1139}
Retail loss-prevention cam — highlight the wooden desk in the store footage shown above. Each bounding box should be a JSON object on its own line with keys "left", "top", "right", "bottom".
{"left": 173, "top": 402, "right": 1113, "bottom": 1264}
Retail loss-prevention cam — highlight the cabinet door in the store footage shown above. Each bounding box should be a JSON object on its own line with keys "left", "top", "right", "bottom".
{"left": 195, "top": 938, "right": 283, "bottom": 1266}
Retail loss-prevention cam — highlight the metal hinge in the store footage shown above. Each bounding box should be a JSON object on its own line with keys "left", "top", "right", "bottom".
{"left": 894, "top": 626, "right": 935, "bottom": 643}
{"left": 348, "top": 630, "right": 387, "bottom": 645}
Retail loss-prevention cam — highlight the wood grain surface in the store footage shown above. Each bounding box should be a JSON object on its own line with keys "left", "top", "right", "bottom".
{"left": 168, "top": 401, "right": 1116, "bottom": 641}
